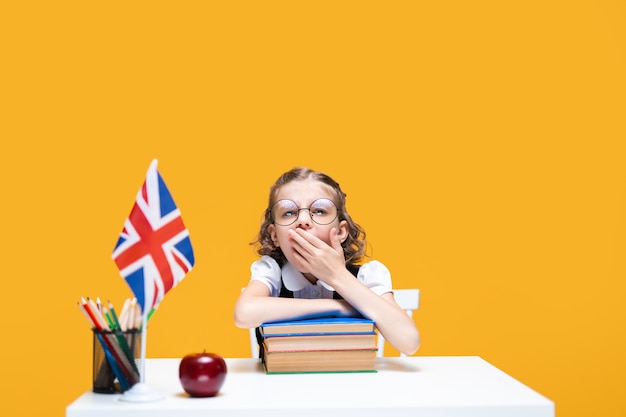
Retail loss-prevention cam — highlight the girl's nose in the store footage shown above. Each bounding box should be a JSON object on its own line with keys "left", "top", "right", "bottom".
{"left": 296, "top": 209, "right": 312, "bottom": 228}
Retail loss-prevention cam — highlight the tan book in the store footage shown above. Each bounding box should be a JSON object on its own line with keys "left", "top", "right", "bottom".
{"left": 263, "top": 349, "right": 378, "bottom": 374}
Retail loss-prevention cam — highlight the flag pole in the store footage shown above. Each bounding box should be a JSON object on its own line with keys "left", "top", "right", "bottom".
{"left": 140, "top": 308, "right": 147, "bottom": 383}
{"left": 119, "top": 308, "right": 163, "bottom": 402}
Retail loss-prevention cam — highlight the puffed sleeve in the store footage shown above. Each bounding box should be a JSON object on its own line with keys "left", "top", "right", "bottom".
{"left": 357, "top": 260, "right": 393, "bottom": 296}
{"left": 249, "top": 255, "right": 282, "bottom": 297}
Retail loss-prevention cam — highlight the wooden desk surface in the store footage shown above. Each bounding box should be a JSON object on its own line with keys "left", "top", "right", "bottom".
{"left": 66, "top": 356, "right": 554, "bottom": 417}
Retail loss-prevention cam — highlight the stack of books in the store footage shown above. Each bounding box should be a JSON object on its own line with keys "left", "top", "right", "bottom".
{"left": 259, "top": 317, "right": 378, "bottom": 374}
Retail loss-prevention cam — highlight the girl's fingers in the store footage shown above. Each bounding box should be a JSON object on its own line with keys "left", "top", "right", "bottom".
{"left": 289, "top": 229, "right": 310, "bottom": 246}
{"left": 288, "top": 230, "right": 314, "bottom": 258}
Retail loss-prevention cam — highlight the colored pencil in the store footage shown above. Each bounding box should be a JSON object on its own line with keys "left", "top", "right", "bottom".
{"left": 102, "top": 306, "right": 115, "bottom": 330}
{"left": 107, "top": 300, "right": 122, "bottom": 330}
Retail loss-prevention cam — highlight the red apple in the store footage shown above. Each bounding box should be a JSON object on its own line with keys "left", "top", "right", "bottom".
{"left": 179, "top": 351, "right": 227, "bottom": 397}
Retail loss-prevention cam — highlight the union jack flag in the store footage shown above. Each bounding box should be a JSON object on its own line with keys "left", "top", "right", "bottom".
{"left": 112, "top": 159, "right": 195, "bottom": 317}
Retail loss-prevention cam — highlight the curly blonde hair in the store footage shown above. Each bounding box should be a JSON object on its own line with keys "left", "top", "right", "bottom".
{"left": 252, "top": 167, "right": 367, "bottom": 266}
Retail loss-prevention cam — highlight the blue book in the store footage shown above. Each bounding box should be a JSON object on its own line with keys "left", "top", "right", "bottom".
{"left": 260, "top": 316, "right": 375, "bottom": 337}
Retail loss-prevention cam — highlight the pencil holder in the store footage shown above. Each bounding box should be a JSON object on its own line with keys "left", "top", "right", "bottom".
{"left": 92, "top": 329, "right": 141, "bottom": 393}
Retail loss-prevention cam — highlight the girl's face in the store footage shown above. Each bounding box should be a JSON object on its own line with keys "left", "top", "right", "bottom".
{"left": 268, "top": 178, "right": 348, "bottom": 268}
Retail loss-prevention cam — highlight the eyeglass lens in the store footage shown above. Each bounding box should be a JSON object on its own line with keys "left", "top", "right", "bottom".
{"left": 271, "top": 198, "right": 338, "bottom": 226}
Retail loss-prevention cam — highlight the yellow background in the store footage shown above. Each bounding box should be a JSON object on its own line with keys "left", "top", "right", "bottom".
{"left": 1, "top": 2, "right": 625, "bottom": 416}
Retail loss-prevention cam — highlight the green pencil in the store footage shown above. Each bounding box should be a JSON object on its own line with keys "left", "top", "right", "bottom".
{"left": 107, "top": 300, "right": 122, "bottom": 330}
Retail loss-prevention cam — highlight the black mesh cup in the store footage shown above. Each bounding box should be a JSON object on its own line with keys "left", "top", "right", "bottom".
{"left": 92, "top": 329, "right": 141, "bottom": 393}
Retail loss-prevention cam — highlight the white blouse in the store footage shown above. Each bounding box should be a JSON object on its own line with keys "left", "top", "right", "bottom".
{"left": 249, "top": 255, "right": 393, "bottom": 299}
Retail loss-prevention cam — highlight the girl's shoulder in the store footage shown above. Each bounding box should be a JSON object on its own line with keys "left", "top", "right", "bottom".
{"left": 355, "top": 260, "right": 392, "bottom": 295}
{"left": 357, "top": 260, "right": 390, "bottom": 275}
{"left": 250, "top": 255, "right": 282, "bottom": 278}
{"left": 252, "top": 255, "right": 280, "bottom": 268}
{"left": 250, "top": 255, "right": 282, "bottom": 296}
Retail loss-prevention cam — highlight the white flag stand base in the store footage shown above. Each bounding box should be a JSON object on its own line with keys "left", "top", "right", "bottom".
{"left": 120, "top": 382, "right": 164, "bottom": 402}
{"left": 119, "top": 309, "right": 163, "bottom": 402}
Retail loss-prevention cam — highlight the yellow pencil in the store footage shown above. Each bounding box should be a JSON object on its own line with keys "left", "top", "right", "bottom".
{"left": 126, "top": 298, "right": 137, "bottom": 330}
{"left": 118, "top": 298, "right": 131, "bottom": 331}
{"left": 133, "top": 301, "right": 143, "bottom": 329}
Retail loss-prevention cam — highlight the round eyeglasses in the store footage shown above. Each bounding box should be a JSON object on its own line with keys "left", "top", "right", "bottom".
{"left": 271, "top": 198, "right": 338, "bottom": 226}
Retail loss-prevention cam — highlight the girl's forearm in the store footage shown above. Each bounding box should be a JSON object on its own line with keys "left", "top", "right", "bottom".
{"left": 234, "top": 296, "right": 355, "bottom": 329}
{"left": 330, "top": 275, "right": 421, "bottom": 355}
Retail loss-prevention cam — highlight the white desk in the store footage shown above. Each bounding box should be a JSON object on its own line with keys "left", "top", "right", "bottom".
{"left": 66, "top": 356, "right": 554, "bottom": 417}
